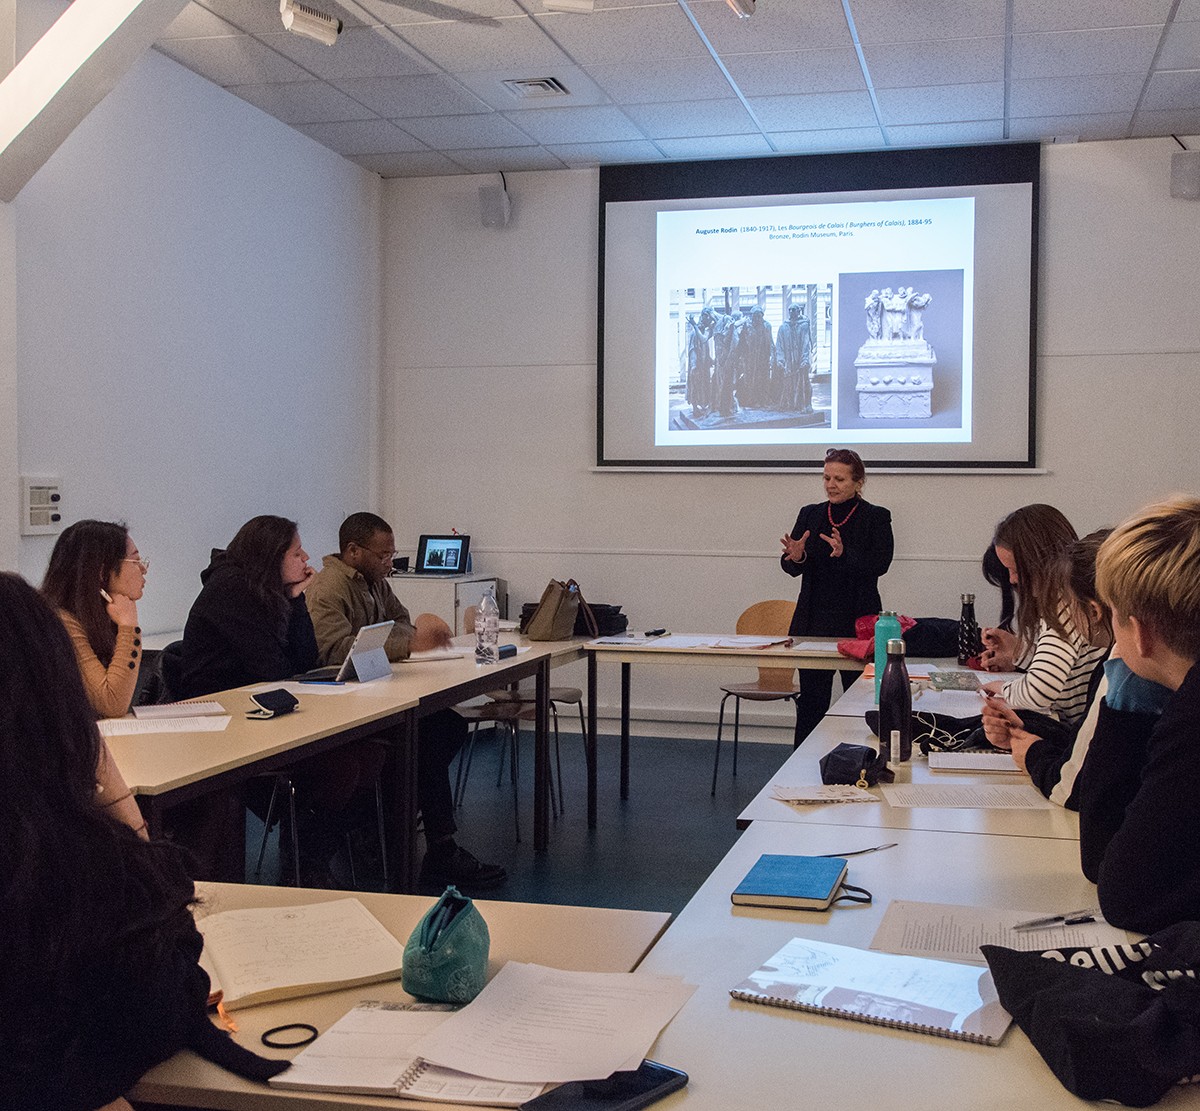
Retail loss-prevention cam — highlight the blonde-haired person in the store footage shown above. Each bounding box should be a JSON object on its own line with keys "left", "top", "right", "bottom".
{"left": 1076, "top": 495, "right": 1200, "bottom": 933}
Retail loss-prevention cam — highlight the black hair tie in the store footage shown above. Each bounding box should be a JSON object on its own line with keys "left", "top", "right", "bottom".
{"left": 261, "top": 1022, "right": 318, "bottom": 1048}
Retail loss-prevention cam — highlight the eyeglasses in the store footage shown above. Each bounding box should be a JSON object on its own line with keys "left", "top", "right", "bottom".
{"left": 359, "top": 546, "right": 396, "bottom": 562}
{"left": 123, "top": 556, "right": 150, "bottom": 572}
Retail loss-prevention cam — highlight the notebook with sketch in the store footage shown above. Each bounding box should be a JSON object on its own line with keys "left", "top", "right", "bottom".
{"left": 297, "top": 620, "right": 394, "bottom": 683}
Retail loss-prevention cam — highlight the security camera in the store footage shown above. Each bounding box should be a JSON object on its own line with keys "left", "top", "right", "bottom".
{"left": 280, "top": 0, "right": 342, "bottom": 46}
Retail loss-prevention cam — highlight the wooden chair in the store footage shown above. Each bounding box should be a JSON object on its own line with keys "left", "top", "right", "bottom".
{"left": 711, "top": 600, "right": 801, "bottom": 795}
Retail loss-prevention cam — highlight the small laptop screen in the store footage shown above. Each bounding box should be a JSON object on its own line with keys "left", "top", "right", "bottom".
{"left": 416, "top": 534, "right": 469, "bottom": 574}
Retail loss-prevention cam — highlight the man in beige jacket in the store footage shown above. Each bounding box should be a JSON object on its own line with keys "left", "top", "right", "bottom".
{"left": 307, "top": 512, "right": 505, "bottom": 890}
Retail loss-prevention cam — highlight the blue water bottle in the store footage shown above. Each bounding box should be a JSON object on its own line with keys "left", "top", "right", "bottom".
{"left": 874, "top": 610, "right": 901, "bottom": 703}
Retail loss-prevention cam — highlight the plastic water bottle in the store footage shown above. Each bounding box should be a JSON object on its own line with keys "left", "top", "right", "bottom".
{"left": 958, "top": 593, "right": 982, "bottom": 665}
{"left": 874, "top": 611, "right": 902, "bottom": 703}
{"left": 878, "top": 638, "right": 912, "bottom": 763}
{"left": 475, "top": 587, "right": 500, "bottom": 664}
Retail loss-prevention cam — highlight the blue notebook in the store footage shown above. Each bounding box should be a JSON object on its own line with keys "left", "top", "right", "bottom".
{"left": 731, "top": 854, "right": 848, "bottom": 910}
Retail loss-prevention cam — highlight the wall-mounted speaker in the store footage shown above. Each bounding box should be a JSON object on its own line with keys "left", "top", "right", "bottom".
{"left": 480, "top": 184, "right": 512, "bottom": 227}
{"left": 1170, "top": 150, "right": 1200, "bottom": 200}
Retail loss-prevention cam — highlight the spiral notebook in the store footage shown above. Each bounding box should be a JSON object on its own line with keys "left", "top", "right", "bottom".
{"left": 269, "top": 1001, "right": 545, "bottom": 1105}
{"left": 730, "top": 936, "right": 1011, "bottom": 1045}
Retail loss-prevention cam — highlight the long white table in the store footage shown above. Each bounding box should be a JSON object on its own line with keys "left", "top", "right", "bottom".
{"left": 737, "top": 715, "right": 1080, "bottom": 840}
{"left": 110, "top": 637, "right": 586, "bottom": 887}
{"left": 131, "top": 881, "right": 671, "bottom": 1110}
{"left": 584, "top": 636, "right": 863, "bottom": 822}
{"left": 638, "top": 820, "right": 1200, "bottom": 1110}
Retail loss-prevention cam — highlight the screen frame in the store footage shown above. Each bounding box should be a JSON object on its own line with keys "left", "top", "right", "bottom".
{"left": 415, "top": 534, "right": 470, "bottom": 575}
{"left": 596, "top": 143, "right": 1040, "bottom": 471}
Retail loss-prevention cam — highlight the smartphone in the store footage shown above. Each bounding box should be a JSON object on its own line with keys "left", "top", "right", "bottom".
{"left": 100, "top": 588, "right": 113, "bottom": 603}
{"left": 520, "top": 1061, "right": 687, "bottom": 1111}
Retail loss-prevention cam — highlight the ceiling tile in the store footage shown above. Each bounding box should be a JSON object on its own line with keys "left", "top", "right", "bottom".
{"left": 1011, "top": 27, "right": 1163, "bottom": 80}
{"left": 255, "top": 27, "right": 433, "bottom": 80}
{"left": 532, "top": 5, "right": 709, "bottom": 63}
{"left": 1007, "top": 113, "right": 1134, "bottom": 141}
{"left": 156, "top": 33, "right": 312, "bottom": 86}
{"left": 294, "top": 118, "right": 428, "bottom": 154}
{"left": 350, "top": 150, "right": 464, "bottom": 175}
{"left": 1128, "top": 107, "right": 1200, "bottom": 136}
{"left": 332, "top": 74, "right": 492, "bottom": 115}
{"left": 1010, "top": 74, "right": 1143, "bottom": 118}
{"left": 398, "top": 112, "right": 539, "bottom": 146}
{"left": 886, "top": 120, "right": 1006, "bottom": 145}
{"left": 453, "top": 65, "right": 611, "bottom": 111}
{"left": 352, "top": 0, "right": 525, "bottom": 26}
{"left": 1012, "top": 0, "right": 1174, "bottom": 34}
{"left": 862, "top": 37, "right": 1005, "bottom": 89}
{"left": 388, "top": 14, "right": 574, "bottom": 72}
{"left": 1181, "top": 0, "right": 1200, "bottom": 20}
{"left": 195, "top": 0, "right": 371, "bottom": 32}
{"left": 622, "top": 98, "right": 758, "bottom": 138}
{"left": 587, "top": 55, "right": 734, "bottom": 103}
{"left": 499, "top": 103, "right": 645, "bottom": 142}
{"left": 721, "top": 47, "right": 867, "bottom": 97}
{"left": 688, "top": 0, "right": 854, "bottom": 53}
{"left": 875, "top": 82, "right": 1003, "bottom": 126}
{"left": 848, "top": 0, "right": 1006, "bottom": 43}
{"left": 442, "top": 146, "right": 568, "bottom": 171}
{"left": 1141, "top": 69, "right": 1200, "bottom": 111}
{"left": 767, "top": 127, "right": 886, "bottom": 153}
{"left": 747, "top": 89, "right": 878, "bottom": 131}
{"left": 1158, "top": 21, "right": 1200, "bottom": 71}
{"left": 159, "top": 5, "right": 241, "bottom": 39}
{"left": 226, "top": 78, "right": 380, "bottom": 123}
{"left": 653, "top": 134, "right": 774, "bottom": 158}
{"left": 545, "top": 139, "right": 665, "bottom": 165}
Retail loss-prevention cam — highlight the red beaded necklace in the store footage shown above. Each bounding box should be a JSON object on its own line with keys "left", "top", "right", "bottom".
{"left": 827, "top": 496, "right": 861, "bottom": 529}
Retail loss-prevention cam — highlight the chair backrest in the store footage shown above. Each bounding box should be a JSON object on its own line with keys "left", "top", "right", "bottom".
{"left": 463, "top": 605, "right": 477, "bottom": 635}
{"left": 159, "top": 639, "right": 184, "bottom": 702}
{"left": 736, "top": 600, "right": 799, "bottom": 691}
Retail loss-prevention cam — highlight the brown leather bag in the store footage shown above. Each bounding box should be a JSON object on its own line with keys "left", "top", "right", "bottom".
{"left": 523, "top": 579, "right": 597, "bottom": 640}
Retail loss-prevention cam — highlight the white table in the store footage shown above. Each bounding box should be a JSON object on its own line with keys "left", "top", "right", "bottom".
{"left": 638, "top": 820, "right": 1198, "bottom": 1110}
{"left": 131, "top": 881, "right": 671, "bottom": 1110}
{"left": 737, "top": 715, "right": 1080, "bottom": 841}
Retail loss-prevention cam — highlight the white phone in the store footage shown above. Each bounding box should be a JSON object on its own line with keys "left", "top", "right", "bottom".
{"left": 100, "top": 588, "right": 113, "bottom": 603}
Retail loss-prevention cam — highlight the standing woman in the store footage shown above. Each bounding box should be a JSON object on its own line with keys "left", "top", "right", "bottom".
{"left": 42, "top": 520, "right": 150, "bottom": 836}
{"left": 781, "top": 448, "right": 894, "bottom": 745}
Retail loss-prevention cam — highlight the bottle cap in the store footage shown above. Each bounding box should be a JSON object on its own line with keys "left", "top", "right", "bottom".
{"left": 886, "top": 638, "right": 905, "bottom": 654}
{"left": 961, "top": 593, "right": 975, "bottom": 603}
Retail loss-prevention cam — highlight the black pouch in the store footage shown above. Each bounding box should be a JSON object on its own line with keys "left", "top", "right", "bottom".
{"left": 819, "top": 742, "right": 893, "bottom": 787}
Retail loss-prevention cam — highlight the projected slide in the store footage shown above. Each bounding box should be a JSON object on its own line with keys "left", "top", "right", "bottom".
{"left": 655, "top": 197, "right": 974, "bottom": 446}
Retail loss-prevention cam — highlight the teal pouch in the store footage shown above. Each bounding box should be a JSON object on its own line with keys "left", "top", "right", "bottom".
{"left": 401, "top": 885, "right": 490, "bottom": 1004}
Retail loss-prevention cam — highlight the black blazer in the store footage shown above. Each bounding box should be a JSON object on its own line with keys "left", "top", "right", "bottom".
{"left": 781, "top": 498, "right": 894, "bottom": 637}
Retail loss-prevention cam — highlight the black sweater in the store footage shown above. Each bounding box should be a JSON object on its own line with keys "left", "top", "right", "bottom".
{"left": 179, "top": 550, "right": 318, "bottom": 699}
{"left": 781, "top": 497, "right": 894, "bottom": 637}
{"left": 1076, "top": 661, "right": 1200, "bottom": 933}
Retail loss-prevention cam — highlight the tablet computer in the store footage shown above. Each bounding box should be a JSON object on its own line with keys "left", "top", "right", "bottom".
{"left": 415, "top": 534, "right": 469, "bottom": 574}
{"left": 296, "top": 620, "right": 394, "bottom": 683}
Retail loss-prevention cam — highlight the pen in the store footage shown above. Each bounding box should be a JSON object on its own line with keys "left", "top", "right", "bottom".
{"left": 1012, "top": 907, "right": 1099, "bottom": 931}
{"left": 817, "top": 842, "right": 898, "bottom": 858}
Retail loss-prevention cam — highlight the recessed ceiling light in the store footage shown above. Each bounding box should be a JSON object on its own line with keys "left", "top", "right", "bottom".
{"left": 544, "top": 0, "right": 595, "bottom": 11}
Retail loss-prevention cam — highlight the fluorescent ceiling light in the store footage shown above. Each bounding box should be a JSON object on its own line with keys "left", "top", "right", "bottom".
{"left": 543, "top": 0, "right": 595, "bottom": 12}
{"left": 725, "top": 0, "right": 755, "bottom": 16}
{"left": 280, "top": 0, "right": 343, "bottom": 46}
{"left": 0, "top": 0, "right": 188, "bottom": 202}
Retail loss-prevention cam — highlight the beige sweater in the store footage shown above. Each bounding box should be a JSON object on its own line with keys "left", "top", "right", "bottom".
{"left": 306, "top": 554, "right": 417, "bottom": 666}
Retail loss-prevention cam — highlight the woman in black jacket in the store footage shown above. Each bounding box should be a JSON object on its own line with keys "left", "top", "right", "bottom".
{"left": 780, "top": 448, "right": 893, "bottom": 745}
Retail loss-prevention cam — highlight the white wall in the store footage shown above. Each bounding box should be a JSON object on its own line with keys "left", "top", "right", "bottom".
{"left": 381, "top": 139, "right": 1200, "bottom": 739}
{"left": 9, "top": 47, "right": 382, "bottom": 633}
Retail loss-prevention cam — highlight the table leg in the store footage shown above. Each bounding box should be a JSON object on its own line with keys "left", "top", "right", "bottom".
{"left": 587, "top": 651, "right": 598, "bottom": 829}
{"left": 534, "top": 657, "right": 551, "bottom": 850}
{"left": 620, "top": 662, "right": 631, "bottom": 801}
{"left": 384, "top": 711, "right": 420, "bottom": 893}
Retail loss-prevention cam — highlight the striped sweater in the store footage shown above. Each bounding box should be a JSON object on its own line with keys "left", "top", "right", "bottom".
{"left": 1000, "top": 601, "right": 1105, "bottom": 726}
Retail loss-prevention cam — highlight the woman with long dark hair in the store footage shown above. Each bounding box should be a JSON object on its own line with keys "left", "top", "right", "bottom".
{"left": 0, "top": 574, "right": 283, "bottom": 1110}
{"left": 981, "top": 504, "right": 1105, "bottom": 726}
{"left": 42, "top": 519, "right": 148, "bottom": 719}
{"left": 780, "top": 448, "right": 894, "bottom": 745}
{"left": 179, "top": 514, "right": 317, "bottom": 698}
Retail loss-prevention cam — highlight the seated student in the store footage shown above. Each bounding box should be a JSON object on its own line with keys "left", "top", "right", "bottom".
{"left": 980, "top": 530, "right": 1168, "bottom": 806}
{"left": 0, "top": 573, "right": 284, "bottom": 1111}
{"left": 979, "top": 504, "right": 1106, "bottom": 727}
{"left": 179, "top": 515, "right": 381, "bottom": 882}
{"left": 1075, "top": 496, "right": 1200, "bottom": 933}
{"left": 41, "top": 519, "right": 149, "bottom": 836}
{"left": 306, "top": 512, "right": 506, "bottom": 890}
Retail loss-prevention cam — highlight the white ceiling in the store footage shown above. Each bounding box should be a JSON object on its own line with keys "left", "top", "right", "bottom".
{"left": 153, "top": 0, "right": 1200, "bottom": 177}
